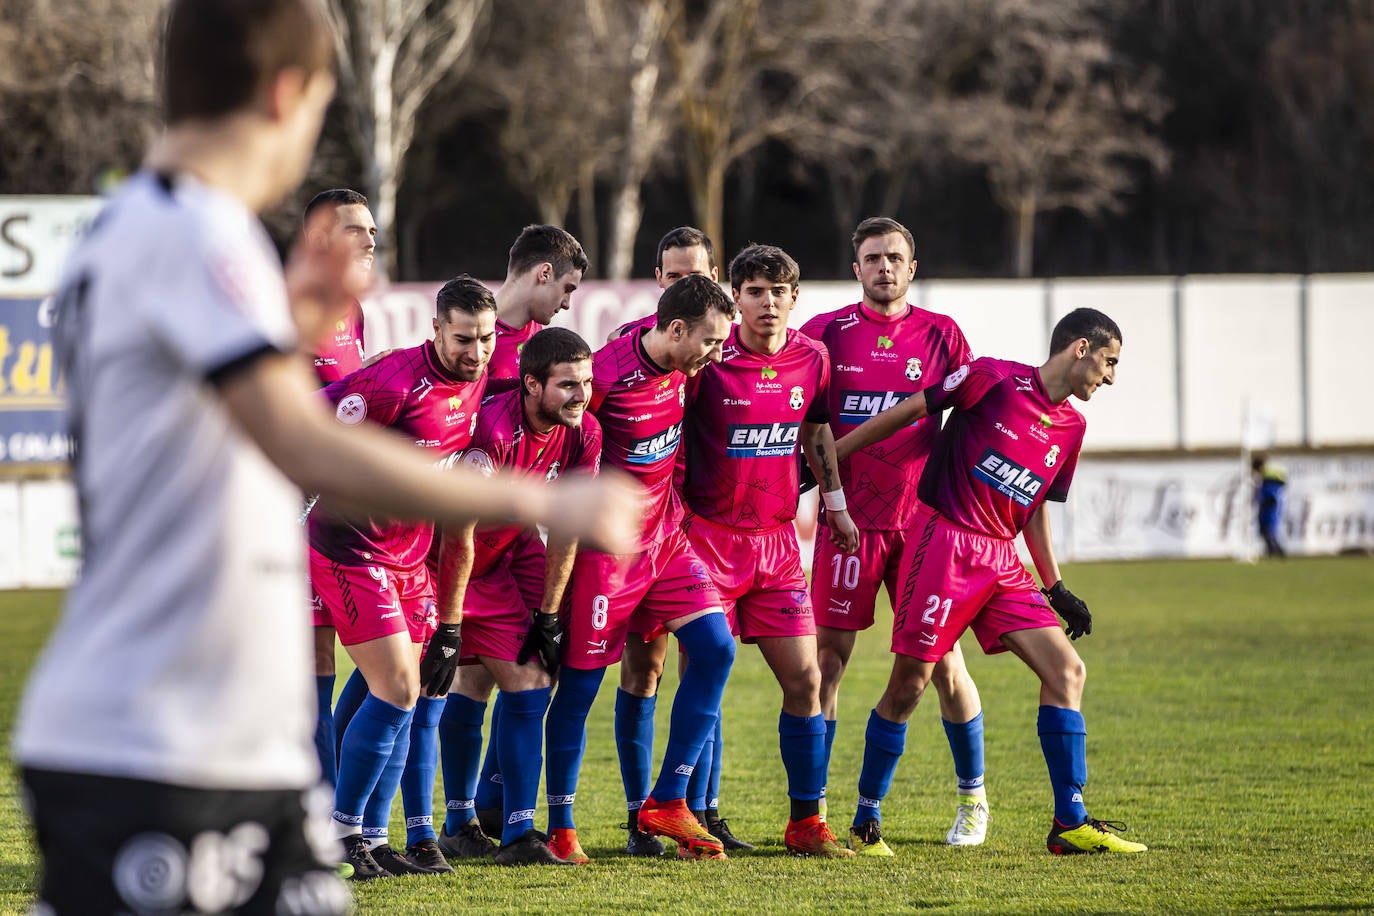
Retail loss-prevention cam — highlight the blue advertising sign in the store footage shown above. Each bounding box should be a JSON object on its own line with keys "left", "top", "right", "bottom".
{"left": 0, "top": 297, "right": 71, "bottom": 463}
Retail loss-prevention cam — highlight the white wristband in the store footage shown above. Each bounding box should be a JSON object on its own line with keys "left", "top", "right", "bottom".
{"left": 822, "top": 489, "right": 847, "bottom": 512}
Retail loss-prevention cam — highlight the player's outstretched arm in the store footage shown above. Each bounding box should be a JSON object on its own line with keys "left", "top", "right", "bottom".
{"left": 1023, "top": 505, "right": 1092, "bottom": 640}
{"left": 436, "top": 522, "right": 479, "bottom": 626}
{"left": 833, "top": 391, "right": 931, "bottom": 462}
{"left": 801, "top": 421, "right": 860, "bottom": 554}
{"left": 219, "top": 353, "right": 641, "bottom": 554}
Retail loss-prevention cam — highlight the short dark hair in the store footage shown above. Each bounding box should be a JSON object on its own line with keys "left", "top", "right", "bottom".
{"left": 728, "top": 243, "right": 800, "bottom": 291}
{"left": 162, "top": 0, "right": 335, "bottom": 126}
{"left": 1050, "top": 308, "right": 1122, "bottom": 355}
{"left": 655, "top": 274, "right": 736, "bottom": 331}
{"left": 519, "top": 327, "right": 593, "bottom": 389}
{"left": 507, "top": 225, "right": 590, "bottom": 279}
{"left": 303, "top": 188, "right": 368, "bottom": 227}
{"left": 436, "top": 275, "right": 496, "bottom": 320}
{"left": 656, "top": 226, "right": 716, "bottom": 272}
{"left": 852, "top": 217, "right": 916, "bottom": 261}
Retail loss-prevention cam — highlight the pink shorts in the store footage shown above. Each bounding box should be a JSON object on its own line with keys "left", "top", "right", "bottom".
{"left": 811, "top": 528, "right": 904, "bottom": 631}
{"left": 309, "top": 548, "right": 437, "bottom": 647}
{"left": 564, "top": 529, "right": 722, "bottom": 670}
{"left": 458, "top": 541, "right": 547, "bottom": 665}
{"left": 684, "top": 515, "right": 812, "bottom": 642}
{"left": 890, "top": 504, "right": 1057, "bottom": 661}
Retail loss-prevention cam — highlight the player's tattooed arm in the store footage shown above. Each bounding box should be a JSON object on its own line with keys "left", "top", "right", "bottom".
{"left": 834, "top": 391, "right": 931, "bottom": 462}
{"left": 436, "top": 521, "right": 478, "bottom": 625}
{"left": 802, "top": 421, "right": 860, "bottom": 554}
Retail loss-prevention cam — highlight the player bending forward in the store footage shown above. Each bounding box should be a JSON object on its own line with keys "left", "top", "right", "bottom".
{"left": 837, "top": 307, "right": 1148, "bottom": 855}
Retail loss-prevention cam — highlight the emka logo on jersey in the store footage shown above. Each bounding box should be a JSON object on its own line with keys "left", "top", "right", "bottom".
{"left": 726, "top": 421, "right": 800, "bottom": 457}
{"left": 627, "top": 421, "right": 683, "bottom": 464}
{"left": 839, "top": 389, "right": 914, "bottom": 424}
{"left": 972, "top": 447, "right": 1046, "bottom": 506}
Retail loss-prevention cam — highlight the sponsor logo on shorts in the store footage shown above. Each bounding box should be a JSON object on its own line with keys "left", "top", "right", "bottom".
{"left": 829, "top": 599, "right": 852, "bottom": 615}
{"left": 839, "top": 390, "right": 914, "bottom": 425}
{"left": 919, "top": 632, "right": 938, "bottom": 646}
{"left": 585, "top": 639, "right": 608, "bottom": 654}
{"left": 627, "top": 422, "right": 683, "bottom": 464}
{"left": 972, "top": 448, "right": 1046, "bottom": 507}
{"left": 726, "top": 421, "right": 800, "bottom": 458}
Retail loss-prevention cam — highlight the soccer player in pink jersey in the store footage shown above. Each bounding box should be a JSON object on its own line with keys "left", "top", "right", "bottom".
{"left": 544, "top": 273, "right": 739, "bottom": 860}
{"left": 426, "top": 328, "right": 603, "bottom": 866}
{"left": 310, "top": 276, "right": 498, "bottom": 878}
{"left": 302, "top": 188, "right": 376, "bottom": 792}
{"left": 305, "top": 189, "right": 373, "bottom": 386}
{"left": 834, "top": 307, "right": 1148, "bottom": 855}
{"left": 801, "top": 218, "right": 990, "bottom": 853}
{"left": 680, "top": 244, "right": 860, "bottom": 856}
{"left": 490, "top": 224, "right": 589, "bottom": 382}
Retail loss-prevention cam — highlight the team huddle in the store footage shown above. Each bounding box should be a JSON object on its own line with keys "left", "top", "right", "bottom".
{"left": 301, "top": 199, "right": 1147, "bottom": 875}
{"left": 12, "top": 2, "right": 1144, "bottom": 912}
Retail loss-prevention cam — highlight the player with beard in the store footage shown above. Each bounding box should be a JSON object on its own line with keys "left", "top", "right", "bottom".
{"left": 801, "top": 218, "right": 989, "bottom": 854}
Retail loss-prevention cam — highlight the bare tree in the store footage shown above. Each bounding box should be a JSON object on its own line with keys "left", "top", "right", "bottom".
{"left": 0, "top": 0, "right": 160, "bottom": 194}
{"left": 327, "top": 0, "right": 492, "bottom": 277}
{"left": 937, "top": 0, "right": 1170, "bottom": 277}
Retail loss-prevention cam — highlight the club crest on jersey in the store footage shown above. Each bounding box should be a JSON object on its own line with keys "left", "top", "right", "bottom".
{"left": 461, "top": 448, "right": 495, "bottom": 477}
{"left": 789, "top": 386, "right": 805, "bottom": 410}
{"left": 972, "top": 447, "right": 1046, "bottom": 507}
{"left": 545, "top": 460, "right": 562, "bottom": 482}
{"left": 336, "top": 394, "right": 367, "bottom": 425}
{"left": 839, "top": 390, "right": 914, "bottom": 424}
{"left": 1045, "top": 444, "right": 1061, "bottom": 468}
{"left": 726, "top": 421, "right": 800, "bottom": 458}
{"left": 679, "top": 384, "right": 685, "bottom": 407}
{"left": 943, "top": 365, "right": 969, "bottom": 391}
{"left": 905, "top": 357, "right": 923, "bottom": 381}
{"left": 627, "top": 422, "right": 683, "bottom": 464}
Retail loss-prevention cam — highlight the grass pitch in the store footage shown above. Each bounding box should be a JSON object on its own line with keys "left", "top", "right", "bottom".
{"left": 2, "top": 557, "right": 1372, "bottom": 913}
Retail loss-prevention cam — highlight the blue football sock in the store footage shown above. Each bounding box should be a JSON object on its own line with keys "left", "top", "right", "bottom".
{"left": 854, "top": 709, "right": 906, "bottom": 827}
{"left": 332, "top": 668, "right": 369, "bottom": 762}
{"left": 497, "top": 687, "right": 552, "bottom": 845}
{"left": 438, "top": 693, "right": 486, "bottom": 835}
{"left": 545, "top": 666, "right": 606, "bottom": 830}
{"left": 614, "top": 689, "right": 657, "bottom": 815}
{"left": 363, "top": 709, "right": 411, "bottom": 844}
{"left": 780, "top": 712, "right": 826, "bottom": 802}
{"left": 652, "top": 614, "right": 735, "bottom": 802}
{"left": 400, "top": 695, "right": 445, "bottom": 846}
{"left": 707, "top": 713, "right": 724, "bottom": 810}
{"left": 314, "top": 674, "right": 337, "bottom": 786}
{"left": 333, "top": 694, "right": 413, "bottom": 834}
{"left": 821, "top": 718, "right": 838, "bottom": 801}
{"left": 1038, "top": 705, "right": 1089, "bottom": 826}
{"left": 943, "top": 711, "right": 986, "bottom": 793}
{"left": 686, "top": 720, "right": 714, "bottom": 812}
{"left": 474, "top": 692, "right": 505, "bottom": 812}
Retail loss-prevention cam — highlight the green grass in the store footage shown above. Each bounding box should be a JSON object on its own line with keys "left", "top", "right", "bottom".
{"left": 3, "top": 558, "right": 1374, "bottom": 913}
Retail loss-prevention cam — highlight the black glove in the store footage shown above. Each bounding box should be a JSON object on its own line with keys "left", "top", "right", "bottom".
{"left": 517, "top": 612, "right": 563, "bottom": 676}
{"left": 419, "top": 622, "right": 462, "bottom": 696}
{"left": 1042, "top": 581, "right": 1092, "bottom": 640}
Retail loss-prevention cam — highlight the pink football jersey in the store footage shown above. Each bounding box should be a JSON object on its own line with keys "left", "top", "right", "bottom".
{"left": 589, "top": 328, "right": 687, "bottom": 549}
{"left": 459, "top": 388, "right": 602, "bottom": 577}
{"left": 801, "top": 302, "right": 971, "bottom": 531}
{"left": 489, "top": 318, "right": 538, "bottom": 381}
{"left": 919, "top": 358, "right": 1085, "bottom": 539}
{"left": 312, "top": 299, "right": 366, "bottom": 385}
{"left": 682, "top": 326, "right": 829, "bottom": 528}
{"left": 309, "top": 341, "right": 487, "bottom": 570}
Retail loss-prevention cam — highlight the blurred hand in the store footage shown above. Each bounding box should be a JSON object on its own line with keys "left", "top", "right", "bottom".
{"left": 544, "top": 470, "right": 644, "bottom": 555}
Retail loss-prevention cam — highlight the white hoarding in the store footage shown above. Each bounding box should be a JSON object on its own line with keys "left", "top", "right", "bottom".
{"left": 0, "top": 197, "right": 104, "bottom": 296}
